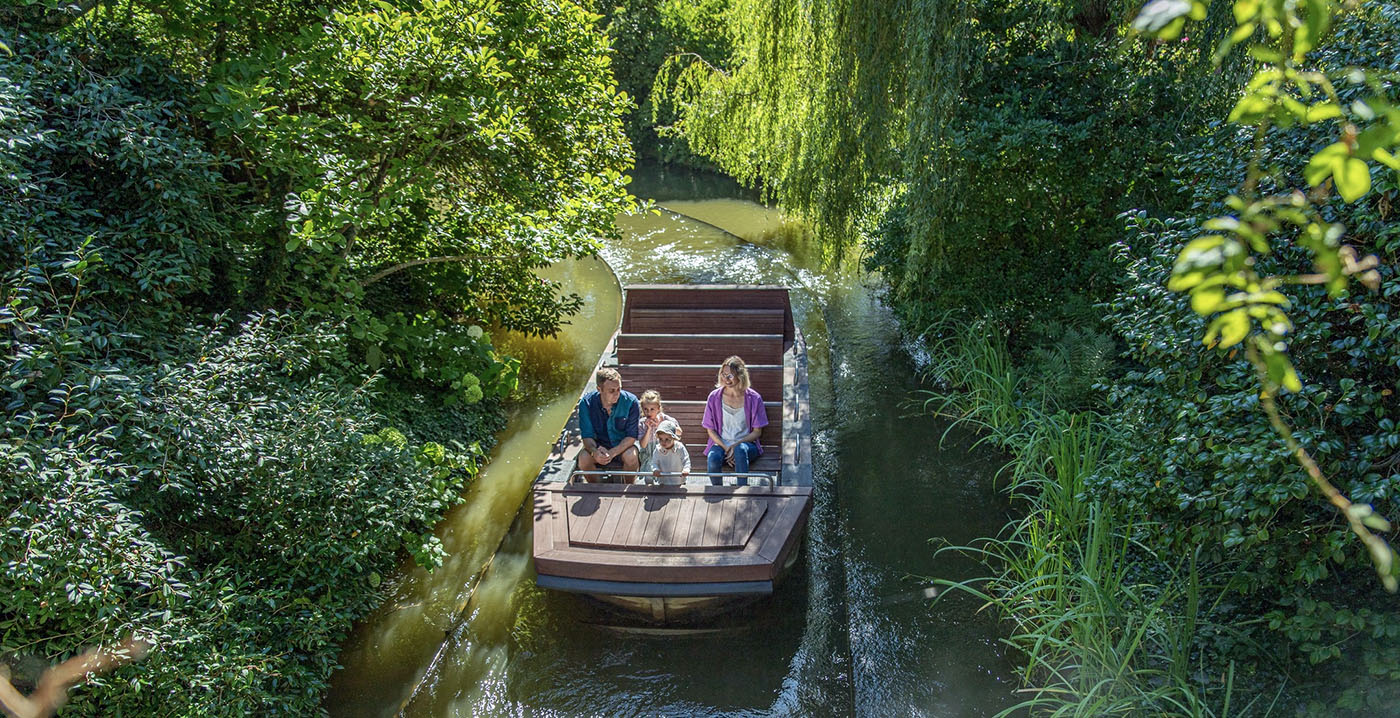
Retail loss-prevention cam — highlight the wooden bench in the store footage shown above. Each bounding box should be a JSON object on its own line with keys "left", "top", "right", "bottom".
{"left": 616, "top": 333, "right": 785, "bottom": 365}
{"left": 619, "top": 364, "right": 783, "bottom": 402}
{"left": 625, "top": 308, "right": 787, "bottom": 335}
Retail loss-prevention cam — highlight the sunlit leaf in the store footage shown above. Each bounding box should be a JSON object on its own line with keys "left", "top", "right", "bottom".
{"left": 1303, "top": 102, "right": 1341, "bottom": 122}
{"left": 1304, "top": 142, "right": 1348, "bottom": 186}
{"left": 1206, "top": 309, "right": 1250, "bottom": 348}
{"left": 1191, "top": 285, "right": 1227, "bottom": 314}
{"left": 1234, "top": 0, "right": 1263, "bottom": 23}
{"left": 1229, "top": 92, "right": 1273, "bottom": 124}
{"left": 1264, "top": 350, "right": 1302, "bottom": 392}
{"left": 1334, "top": 157, "right": 1371, "bottom": 201}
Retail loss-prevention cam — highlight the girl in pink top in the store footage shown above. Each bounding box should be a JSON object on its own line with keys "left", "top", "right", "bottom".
{"left": 636, "top": 389, "right": 675, "bottom": 472}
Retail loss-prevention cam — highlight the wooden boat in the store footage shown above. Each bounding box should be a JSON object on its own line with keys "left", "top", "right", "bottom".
{"left": 531, "top": 285, "right": 813, "bottom": 622}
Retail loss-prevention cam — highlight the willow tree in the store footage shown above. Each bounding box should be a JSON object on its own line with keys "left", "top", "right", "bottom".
{"left": 656, "top": 0, "right": 1228, "bottom": 329}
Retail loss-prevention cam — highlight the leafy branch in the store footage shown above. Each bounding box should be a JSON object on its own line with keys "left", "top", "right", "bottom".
{"left": 1135, "top": 0, "right": 1398, "bottom": 589}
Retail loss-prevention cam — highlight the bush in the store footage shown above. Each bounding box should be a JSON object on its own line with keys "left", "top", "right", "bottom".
{"left": 2, "top": 313, "right": 490, "bottom": 714}
{"left": 1095, "top": 7, "right": 1400, "bottom": 708}
{"left": 0, "top": 27, "right": 503, "bottom": 713}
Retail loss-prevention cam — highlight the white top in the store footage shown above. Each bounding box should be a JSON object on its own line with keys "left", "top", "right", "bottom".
{"left": 647, "top": 441, "right": 691, "bottom": 484}
{"left": 720, "top": 401, "right": 748, "bottom": 445}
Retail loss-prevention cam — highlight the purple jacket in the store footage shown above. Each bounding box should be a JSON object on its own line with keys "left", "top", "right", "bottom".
{"left": 701, "top": 387, "right": 768, "bottom": 455}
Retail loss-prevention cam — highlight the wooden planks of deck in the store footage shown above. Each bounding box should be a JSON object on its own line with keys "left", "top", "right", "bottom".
{"left": 532, "top": 286, "right": 814, "bottom": 593}
{"left": 533, "top": 483, "right": 812, "bottom": 584}
{"left": 565, "top": 493, "right": 767, "bottom": 550}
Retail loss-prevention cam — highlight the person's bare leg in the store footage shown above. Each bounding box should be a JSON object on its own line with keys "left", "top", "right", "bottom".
{"left": 577, "top": 448, "right": 599, "bottom": 482}
{"left": 620, "top": 446, "right": 640, "bottom": 484}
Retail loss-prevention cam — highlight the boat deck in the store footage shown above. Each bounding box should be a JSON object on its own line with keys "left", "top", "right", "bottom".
{"left": 533, "top": 285, "right": 812, "bottom": 601}
{"left": 533, "top": 484, "right": 811, "bottom": 584}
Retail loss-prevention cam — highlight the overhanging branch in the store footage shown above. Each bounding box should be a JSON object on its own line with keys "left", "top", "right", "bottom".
{"left": 360, "top": 254, "right": 512, "bottom": 286}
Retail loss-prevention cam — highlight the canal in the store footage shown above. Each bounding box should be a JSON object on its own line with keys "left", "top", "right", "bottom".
{"left": 326, "top": 165, "right": 1015, "bottom": 716}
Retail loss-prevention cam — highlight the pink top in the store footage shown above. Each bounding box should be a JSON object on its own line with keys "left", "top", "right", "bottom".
{"left": 701, "top": 387, "right": 768, "bottom": 455}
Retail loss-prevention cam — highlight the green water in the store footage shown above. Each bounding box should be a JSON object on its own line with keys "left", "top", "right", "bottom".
{"left": 326, "top": 165, "right": 1015, "bottom": 716}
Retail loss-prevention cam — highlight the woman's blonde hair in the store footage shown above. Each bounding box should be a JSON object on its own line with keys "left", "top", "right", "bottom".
{"left": 715, "top": 356, "right": 750, "bottom": 392}
{"left": 640, "top": 389, "right": 662, "bottom": 406}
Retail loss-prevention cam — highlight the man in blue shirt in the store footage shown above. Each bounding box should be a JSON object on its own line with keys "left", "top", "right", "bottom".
{"left": 577, "top": 367, "right": 641, "bottom": 482}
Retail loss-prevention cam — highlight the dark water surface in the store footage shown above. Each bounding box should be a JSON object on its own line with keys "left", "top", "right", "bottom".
{"left": 326, "top": 165, "right": 1015, "bottom": 716}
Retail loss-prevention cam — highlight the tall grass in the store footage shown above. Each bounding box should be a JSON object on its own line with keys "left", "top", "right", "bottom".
{"left": 918, "top": 320, "right": 1260, "bottom": 717}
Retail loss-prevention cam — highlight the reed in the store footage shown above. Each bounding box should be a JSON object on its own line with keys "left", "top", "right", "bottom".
{"left": 918, "top": 321, "right": 1259, "bottom": 717}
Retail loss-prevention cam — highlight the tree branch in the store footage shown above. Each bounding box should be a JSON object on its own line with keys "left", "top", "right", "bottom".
{"left": 1248, "top": 344, "right": 1397, "bottom": 592}
{"left": 360, "top": 254, "right": 512, "bottom": 286}
{"left": 1, "top": 638, "right": 149, "bottom": 718}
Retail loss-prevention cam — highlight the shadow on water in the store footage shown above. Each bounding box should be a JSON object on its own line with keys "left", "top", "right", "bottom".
{"left": 326, "top": 165, "right": 1016, "bottom": 716}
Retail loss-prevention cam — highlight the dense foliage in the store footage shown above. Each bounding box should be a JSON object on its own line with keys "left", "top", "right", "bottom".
{"left": 655, "top": 0, "right": 1232, "bottom": 312}
{"left": 2, "top": 1, "right": 632, "bottom": 713}
{"left": 1101, "top": 6, "right": 1400, "bottom": 709}
{"left": 862, "top": 1, "right": 1229, "bottom": 330}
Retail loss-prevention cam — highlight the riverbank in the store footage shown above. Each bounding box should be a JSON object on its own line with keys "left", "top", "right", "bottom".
{"left": 915, "top": 318, "right": 1235, "bottom": 716}
{"left": 914, "top": 299, "right": 1400, "bottom": 715}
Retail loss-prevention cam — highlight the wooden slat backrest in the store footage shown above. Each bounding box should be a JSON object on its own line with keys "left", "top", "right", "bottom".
{"left": 624, "top": 286, "right": 791, "bottom": 311}
{"left": 622, "top": 285, "right": 794, "bottom": 346}
{"left": 616, "top": 334, "right": 785, "bottom": 365}
{"left": 659, "top": 400, "right": 782, "bottom": 425}
{"left": 626, "top": 308, "right": 785, "bottom": 335}
{"left": 620, "top": 364, "right": 782, "bottom": 401}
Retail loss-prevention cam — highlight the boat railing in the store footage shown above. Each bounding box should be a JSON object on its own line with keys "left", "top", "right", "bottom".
{"left": 568, "top": 470, "right": 776, "bottom": 487}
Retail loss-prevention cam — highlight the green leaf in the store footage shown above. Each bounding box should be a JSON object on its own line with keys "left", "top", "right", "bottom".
{"left": 1205, "top": 309, "right": 1250, "bottom": 348}
{"left": 1191, "top": 285, "right": 1227, "bottom": 314}
{"left": 1355, "top": 123, "right": 1396, "bottom": 156}
{"left": 1246, "top": 44, "right": 1283, "bottom": 63}
{"left": 368, "top": 571, "right": 382, "bottom": 588}
{"left": 1264, "top": 350, "right": 1302, "bottom": 392}
{"left": 1303, "top": 102, "right": 1341, "bottom": 122}
{"left": 1304, "top": 142, "right": 1348, "bottom": 186}
{"left": 1169, "top": 269, "right": 1208, "bottom": 291}
{"left": 1229, "top": 93, "right": 1274, "bottom": 124}
{"left": 1334, "top": 157, "right": 1371, "bottom": 201}
{"left": 1233, "top": 0, "right": 1262, "bottom": 23}
{"left": 1374, "top": 148, "right": 1400, "bottom": 171}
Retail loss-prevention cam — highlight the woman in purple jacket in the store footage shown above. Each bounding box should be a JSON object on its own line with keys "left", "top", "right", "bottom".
{"left": 701, "top": 356, "right": 768, "bottom": 485}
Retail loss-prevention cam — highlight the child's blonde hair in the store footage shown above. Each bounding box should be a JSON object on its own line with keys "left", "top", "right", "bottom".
{"left": 716, "top": 356, "right": 751, "bottom": 392}
{"left": 640, "top": 389, "right": 662, "bottom": 407}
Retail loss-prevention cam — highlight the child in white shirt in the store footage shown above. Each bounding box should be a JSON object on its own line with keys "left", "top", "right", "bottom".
{"left": 646, "top": 419, "right": 690, "bottom": 485}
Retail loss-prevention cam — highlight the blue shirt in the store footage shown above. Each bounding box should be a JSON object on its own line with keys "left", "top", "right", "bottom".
{"left": 578, "top": 390, "right": 641, "bottom": 449}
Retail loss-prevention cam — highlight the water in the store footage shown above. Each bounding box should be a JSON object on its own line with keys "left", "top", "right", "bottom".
{"left": 326, "top": 164, "right": 1016, "bottom": 716}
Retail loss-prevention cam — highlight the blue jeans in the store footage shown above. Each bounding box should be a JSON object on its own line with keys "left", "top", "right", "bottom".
{"left": 707, "top": 442, "right": 759, "bottom": 485}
